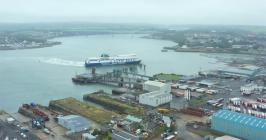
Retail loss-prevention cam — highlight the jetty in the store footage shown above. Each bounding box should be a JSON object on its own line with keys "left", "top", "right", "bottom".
{"left": 72, "top": 68, "right": 152, "bottom": 88}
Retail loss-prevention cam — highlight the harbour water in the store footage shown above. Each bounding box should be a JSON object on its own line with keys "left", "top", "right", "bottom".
{"left": 0, "top": 34, "right": 224, "bottom": 112}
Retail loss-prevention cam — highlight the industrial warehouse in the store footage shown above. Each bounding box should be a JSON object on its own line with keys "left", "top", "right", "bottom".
{"left": 139, "top": 80, "right": 172, "bottom": 107}
{"left": 57, "top": 115, "right": 90, "bottom": 133}
{"left": 212, "top": 110, "right": 266, "bottom": 140}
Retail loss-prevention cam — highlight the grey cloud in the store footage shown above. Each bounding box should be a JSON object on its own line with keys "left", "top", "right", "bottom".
{"left": 0, "top": 0, "right": 265, "bottom": 25}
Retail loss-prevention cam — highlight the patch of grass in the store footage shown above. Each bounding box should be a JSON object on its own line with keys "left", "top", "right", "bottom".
{"left": 153, "top": 73, "right": 181, "bottom": 81}
{"left": 84, "top": 94, "right": 146, "bottom": 115}
{"left": 50, "top": 97, "right": 119, "bottom": 124}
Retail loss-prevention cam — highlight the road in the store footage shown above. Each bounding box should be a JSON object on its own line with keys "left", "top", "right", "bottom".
{"left": 0, "top": 120, "right": 40, "bottom": 140}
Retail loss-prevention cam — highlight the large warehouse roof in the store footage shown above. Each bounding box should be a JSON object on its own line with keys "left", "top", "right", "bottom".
{"left": 217, "top": 67, "right": 262, "bottom": 77}
{"left": 59, "top": 115, "right": 90, "bottom": 128}
{"left": 144, "top": 80, "right": 166, "bottom": 87}
{"left": 213, "top": 110, "right": 266, "bottom": 130}
{"left": 215, "top": 135, "right": 241, "bottom": 140}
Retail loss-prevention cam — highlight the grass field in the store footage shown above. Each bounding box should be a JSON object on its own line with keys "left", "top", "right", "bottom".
{"left": 153, "top": 73, "right": 181, "bottom": 81}
{"left": 84, "top": 94, "right": 146, "bottom": 115}
{"left": 50, "top": 97, "right": 119, "bottom": 124}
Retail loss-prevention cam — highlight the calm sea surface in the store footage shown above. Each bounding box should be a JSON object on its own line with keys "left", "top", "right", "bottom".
{"left": 0, "top": 34, "right": 224, "bottom": 112}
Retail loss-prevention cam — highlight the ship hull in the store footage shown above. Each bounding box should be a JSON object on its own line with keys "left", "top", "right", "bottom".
{"left": 85, "top": 60, "right": 141, "bottom": 67}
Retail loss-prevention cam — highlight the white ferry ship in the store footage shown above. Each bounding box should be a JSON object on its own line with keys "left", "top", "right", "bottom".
{"left": 85, "top": 54, "right": 141, "bottom": 67}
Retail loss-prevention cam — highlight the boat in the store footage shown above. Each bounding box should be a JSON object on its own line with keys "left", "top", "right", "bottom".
{"left": 85, "top": 54, "right": 141, "bottom": 67}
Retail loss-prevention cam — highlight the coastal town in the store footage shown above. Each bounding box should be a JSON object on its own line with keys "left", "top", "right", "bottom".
{"left": 153, "top": 28, "right": 266, "bottom": 56}
{"left": 0, "top": 23, "right": 153, "bottom": 50}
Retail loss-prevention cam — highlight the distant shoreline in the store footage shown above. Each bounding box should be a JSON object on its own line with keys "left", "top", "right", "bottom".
{"left": 0, "top": 41, "right": 61, "bottom": 51}
{"left": 0, "top": 33, "right": 144, "bottom": 51}
{"left": 164, "top": 47, "right": 266, "bottom": 56}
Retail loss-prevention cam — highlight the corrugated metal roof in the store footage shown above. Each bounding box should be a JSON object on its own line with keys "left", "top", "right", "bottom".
{"left": 126, "top": 115, "right": 142, "bottom": 123}
{"left": 198, "top": 80, "right": 217, "bottom": 86}
{"left": 144, "top": 81, "right": 166, "bottom": 87}
{"left": 215, "top": 135, "right": 241, "bottom": 140}
{"left": 219, "top": 67, "right": 254, "bottom": 75}
{"left": 213, "top": 110, "right": 266, "bottom": 130}
{"left": 141, "top": 90, "right": 171, "bottom": 98}
{"left": 59, "top": 115, "right": 90, "bottom": 128}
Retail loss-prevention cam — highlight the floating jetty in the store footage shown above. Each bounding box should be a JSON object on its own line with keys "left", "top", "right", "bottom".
{"left": 49, "top": 97, "right": 119, "bottom": 124}
{"left": 83, "top": 91, "right": 146, "bottom": 115}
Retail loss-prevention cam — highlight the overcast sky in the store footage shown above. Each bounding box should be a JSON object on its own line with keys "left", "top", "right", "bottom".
{"left": 0, "top": 0, "right": 265, "bottom": 25}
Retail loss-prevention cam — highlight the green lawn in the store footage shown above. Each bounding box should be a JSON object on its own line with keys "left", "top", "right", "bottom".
{"left": 153, "top": 73, "right": 181, "bottom": 81}
{"left": 50, "top": 97, "right": 119, "bottom": 124}
{"left": 84, "top": 94, "right": 146, "bottom": 115}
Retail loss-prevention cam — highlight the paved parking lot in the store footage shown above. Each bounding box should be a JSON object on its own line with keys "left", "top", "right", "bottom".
{"left": 0, "top": 118, "right": 40, "bottom": 140}
{"left": 171, "top": 76, "right": 265, "bottom": 111}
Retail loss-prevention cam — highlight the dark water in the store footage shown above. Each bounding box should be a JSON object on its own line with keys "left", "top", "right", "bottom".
{"left": 0, "top": 34, "right": 223, "bottom": 112}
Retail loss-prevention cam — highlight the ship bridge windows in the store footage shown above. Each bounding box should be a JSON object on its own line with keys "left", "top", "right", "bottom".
{"left": 89, "top": 58, "right": 99, "bottom": 62}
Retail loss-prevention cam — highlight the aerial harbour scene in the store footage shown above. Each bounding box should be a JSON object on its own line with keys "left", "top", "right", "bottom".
{"left": 1, "top": 1, "right": 266, "bottom": 140}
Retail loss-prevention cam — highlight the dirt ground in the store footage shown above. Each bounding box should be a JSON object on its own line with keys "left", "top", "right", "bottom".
{"left": 175, "top": 113, "right": 208, "bottom": 140}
